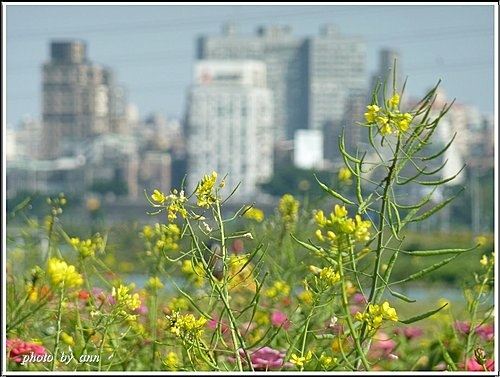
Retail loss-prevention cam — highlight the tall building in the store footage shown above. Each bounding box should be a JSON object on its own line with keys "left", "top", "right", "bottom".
{"left": 369, "top": 49, "right": 404, "bottom": 99}
{"left": 307, "top": 25, "right": 366, "bottom": 131}
{"left": 185, "top": 60, "right": 274, "bottom": 200}
{"left": 41, "top": 40, "right": 128, "bottom": 159}
{"left": 197, "top": 24, "right": 308, "bottom": 141}
{"left": 199, "top": 24, "right": 365, "bottom": 135}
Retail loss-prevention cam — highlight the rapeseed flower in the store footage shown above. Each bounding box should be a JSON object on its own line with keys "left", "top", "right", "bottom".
{"left": 47, "top": 258, "right": 83, "bottom": 289}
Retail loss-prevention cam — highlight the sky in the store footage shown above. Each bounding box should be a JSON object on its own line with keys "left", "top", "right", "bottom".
{"left": 3, "top": 2, "right": 497, "bottom": 128}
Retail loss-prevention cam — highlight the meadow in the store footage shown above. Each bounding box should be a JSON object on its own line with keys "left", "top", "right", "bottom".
{"left": 5, "top": 73, "right": 495, "bottom": 372}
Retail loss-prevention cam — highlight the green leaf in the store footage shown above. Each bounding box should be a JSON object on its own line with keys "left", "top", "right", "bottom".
{"left": 409, "top": 187, "right": 465, "bottom": 223}
{"left": 313, "top": 333, "right": 336, "bottom": 340}
{"left": 415, "top": 165, "right": 465, "bottom": 186}
{"left": 399, "top": 303, "right": 448, "bottom": 324}
{"left": 388, "top": 289, "right": 416, "bottom": 303}
{"left": 399, "top": 244, "right": 479, "bottom": 256}
{"left": 422, "top": 133, "right": 457, "bottom": 161}
{"left": 391, "top": 255, "right": 459, "bottom": 284}
{"left": 339, "top": 129, "right": 362, "bottom": 164}
{"left": 401, "top": 187, "right": 436, "bottom": 222}
{"left": 314, "top": 175, "right": 355, "bottom": 205}
{"left": 438, "top": 338, "right": 458, "bottom": 371}
{"left": 290, "top": 234, "right": 324, "bottom": 254}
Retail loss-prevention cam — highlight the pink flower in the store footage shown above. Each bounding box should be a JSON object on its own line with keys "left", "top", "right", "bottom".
{"left": 394, "top": 326, "right": 423, "bottom": 340}
{"left": 231, "top": 347, "right": 293, "bottom": 370}
{"left": 208, "top": 317, "right": 230, "bottom": 334}
{"left": 369, "top": 332, "right": 397, "bottom": 358}
{"left": 454, "top": 320, "right": 471, "bottom": 334}
{"left": 352, "top": 293, "right": 367, "bottom": 304}
{"left": 474, "top": 323, "right": 494, "bottom": 341}
{"left": 455, "top": 320, "right": 495, "bottom": 341}
{"left": 134, "top": 303, "right": 148, "bottom": 315}
{"left": 462, "top": 358, "right": 495, "bottom": 371}
{"left": 6, "top": 338, "right": 47, "bottom": 364}
{"left": 270, "top": 311, "right": 291, "bottom": 329}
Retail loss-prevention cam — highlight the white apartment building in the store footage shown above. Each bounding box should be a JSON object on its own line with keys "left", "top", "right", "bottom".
{"left": 185, "top": 60, "right": 274, "bottom": 200}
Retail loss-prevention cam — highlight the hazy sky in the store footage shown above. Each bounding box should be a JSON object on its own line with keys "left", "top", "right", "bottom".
{"left": 4, "top": 3, "right": 497, "bottom": 127}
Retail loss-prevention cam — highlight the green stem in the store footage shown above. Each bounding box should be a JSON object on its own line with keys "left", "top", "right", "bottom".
{"left": 337, "top": 241, "right": 370, "bottom": 371}
{"left": 368, "top": 136, "right": 401, "bottom": 305}
{"left": 51, "top": 285, "right": 65, "bottom": 371}
{"left": 464, "top": 264, "right": 492, "bottom": 369}
{"left": 184, "top": 207, "right": 254, "bottom": 371}
{"left": 97, "top": 327, "right": 108, "bottom": 371}
{"left": 150, "top": 287, "right": 158, "bottom": 369}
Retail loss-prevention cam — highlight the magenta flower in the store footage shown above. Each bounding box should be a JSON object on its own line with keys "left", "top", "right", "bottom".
{"left": 207, "top": 316, "right": 230, "bottom": 334}
{"left": 454, "top": 320, "right": 471, "bottom": 334}
{"left": 474, "top": 323, "right": 494, "bottom": 341}
{"left": 352, "top": 293, "right": 367, "bottom": 304}
{"left": 6, "top": 338, "right": 47, "bottom": 364}
{"left": 349, "top": 293, "right": 367, "bottom": 315}
{"left": 270, "top": 311, "right": 291, "bottom": 329}
{"left": 231, "top": 347, "right": 293, "bottom": 370}
{"left": 394, "top": 326, "right": 423, "bottom": 340}
{"left": 454, "top": 320, "right": 494, "bottom": 341}
{"left": 463, "top": 358, "right": 495, "bottom": 371}
{"left": 134, "top": 303, "right": 148, "bottom": 315}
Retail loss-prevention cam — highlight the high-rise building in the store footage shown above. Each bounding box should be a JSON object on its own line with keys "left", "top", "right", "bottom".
{"left": 185, "top": 60, "right": 274, "bottom": 200}
{"left": 197, "top": 24, "right": 307, "bottom": 141}
{"left": 197, "top": 23, "right": 367, "bottom": 168}
{"left": 307, "top": 25, "right": 366, "bottom": 131}
{"left": 369, "top": 49, "right": 404, "bottom": 99}
{"left": 41, "top": 40, "right": 128, "bottom": 159}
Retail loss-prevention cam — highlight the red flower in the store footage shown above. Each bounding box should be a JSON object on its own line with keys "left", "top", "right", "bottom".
{"left": 78, "top": 290, "right": 90, "bottom": 300}
{"left": 6, "top": 338, "right": 47, "bottom": 364}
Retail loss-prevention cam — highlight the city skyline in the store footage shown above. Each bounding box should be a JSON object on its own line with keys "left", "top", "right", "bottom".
{"left": 4, "top": 3, "right": 497, "bottom": 128}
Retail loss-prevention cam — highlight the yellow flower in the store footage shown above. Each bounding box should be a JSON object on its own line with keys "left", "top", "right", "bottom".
{"left": 151, "top": 189, "right": 166, "bottom": 204}
{"left": 146, "top": 276, "right": 164, "bottom": 290}
{"left": 279, "top": 194, "right": 300, "bottom": 224}
{"left": 388, "top": 93, "right": 400, "bottom": 108}
{"left": 314, "top": 210, "right": 326, "bottom": 227}
{"left": 315, "top": 229, "right": 325, "bottom": 242}
{"left": 243, "top": 207, "right": 265, "bottom": 222}
{"left": 265, "top": 280, "right": 291, "bottom": 299}
{"left": 379, "top": 120, "right": 393, "bottom": 135}
{"left": 167, "top": 297, "right": 189, "bottom": 312}
{"left": 298, "top": 290, "right": 314, "bottom": 305}
{"left": 319, "top": 267, "right": 340, "bottom": 286}
{"left": 319, "top": 353, "right": 337, "bottom": 368}
{"left": 290, "top": 351, "right": 312, "bottom": 367}
{"left": 195, "top": 172, "right": 218, "bottom": 208}
{"left": 354, "top": 215, "right": 372, "bottom": 242}
{"left": 166, "top": 311, "right": 207, "bottom": 340}
{"left": 480, "top": 254, "right": 488, "bottom": 266}
{"left": 141, "top": 225, "right": 155, "bottom": 239}
{"left": 69, "top": 234, "right": 104, "bottom": 258}
{"left": 163, "top": 352, "right": 179, "bottom": 371}
{"left": 474, "top": 235, "right": 488, "bottom": 246}
{"left": 334, "top": 204, "right": 348, "bottom": 219}
{"left": 47, "top": 258, "right": 83, "bottom": 288}
{"left": 61, "top": 332, "right": 75, "bottom": 346}
{"left": 112, "top": 284, "right": 141, "bottom": 312}
{"left": 355, "top": 301, "right": 398, "bottom": 331}
{"left": 338, "top": 167, "right": 352, "bottom": 185}
{"left": 364, "top": 104, "right": 380, "bottom": 123}
{"left": 381, "top": 301, "right": 399, "bottom": 322}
